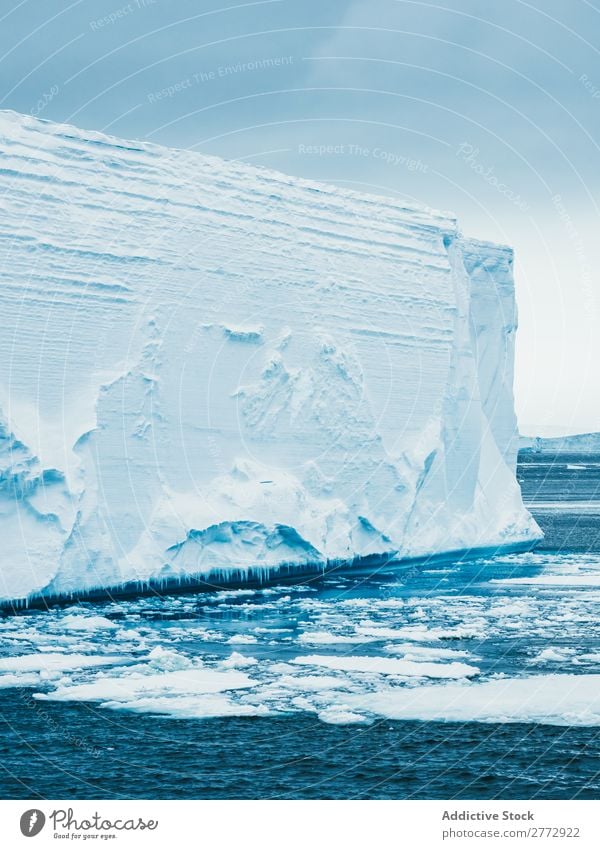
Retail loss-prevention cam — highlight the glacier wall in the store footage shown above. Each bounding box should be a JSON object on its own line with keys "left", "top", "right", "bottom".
{"left": 0, "top": 111, "right": 540, "bottom": 604}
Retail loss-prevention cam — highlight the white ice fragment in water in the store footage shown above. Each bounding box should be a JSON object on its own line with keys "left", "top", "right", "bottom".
{"left": 492, "top": 576, "right": 600, "bottom": 587}
{"left": 226, "top": 634, "right": 258, "bottom": 644}
{"left": 98, "top": 694, "right": 271, "bottom": 719}
{"left": 344, "top": 674, "right": 600, "bottom": 726}
{"left": 383, "top": 644, "right": 473, "bottom": 660}
{"left": 531, "top": 647, "right": 576, "bottom": 664}
{"left": 0, "top": 653, "right": 132, "bottom": 672}
{"left": 146, "top": 646, "right": 194, "bottom": 671}
{"left": 317, "top": 707, "right": 369, "bottom": 725}
{"left": 219, "top": 652, "right": 258, "bottom": 669}
{"left": 291, "top": 654, "right": 479, "bottom": 679}
{"left": 36, "top": 668, "right": 255, "bottom": 704}
{"left": 277, "top": 674, "right": 348, "bottom": 691}
{"left": 60, "top": 615, "right": 118, "bottom": 632}
{"left": 0, "top": 672, "right": 43, "bottom": 688}
{"left": 298, "top": 631, "right": 368, "bottom": 644}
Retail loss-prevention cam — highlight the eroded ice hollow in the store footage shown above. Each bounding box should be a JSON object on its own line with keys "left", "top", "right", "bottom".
{"left": 0, "top": 111, "right": 541, "bottom": 607}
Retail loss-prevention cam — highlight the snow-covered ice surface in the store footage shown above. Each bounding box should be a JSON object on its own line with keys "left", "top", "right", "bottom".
{"left": 2, "top": 551, "right": 600, "bottom": 726}
{"left": 0, "top": 110, "right": 539, "bottom": 604}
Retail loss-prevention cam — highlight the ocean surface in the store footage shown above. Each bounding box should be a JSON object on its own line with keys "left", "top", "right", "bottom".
{"left": 0, "top": 450, "right": 599, "bottom": 799}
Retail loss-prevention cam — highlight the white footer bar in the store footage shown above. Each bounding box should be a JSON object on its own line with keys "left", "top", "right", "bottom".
{"left": 0, "top": 800, "right": 598, "bottom": 848}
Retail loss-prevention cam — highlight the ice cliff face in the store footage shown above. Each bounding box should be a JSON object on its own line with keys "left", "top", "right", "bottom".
{"left": 0, "top": 111, "right": 540, "bottom": 604}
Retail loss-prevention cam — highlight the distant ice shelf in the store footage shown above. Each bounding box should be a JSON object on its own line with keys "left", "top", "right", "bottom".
{"left": 520, "top": 432, "right": 600, "bottom": 453}
{"left": 0, "top": 110, "right": 540, "bottom": 606}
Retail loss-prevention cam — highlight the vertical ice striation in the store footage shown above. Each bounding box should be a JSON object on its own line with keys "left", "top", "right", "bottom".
{"left": 0, "top": 111, "right": 540, "bottom": 604}
{"left": 462, "top": 238, "right": 520, "bottom": 471}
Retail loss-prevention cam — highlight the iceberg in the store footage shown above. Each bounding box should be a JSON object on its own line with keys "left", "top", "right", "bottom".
{"left": 0, "top": 110, "right": 540, "bottom": 606}
{"left": 520, "top": 432, "right": 600, "bottom": 453}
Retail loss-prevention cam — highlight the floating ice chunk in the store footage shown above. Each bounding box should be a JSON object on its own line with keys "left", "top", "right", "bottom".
{"left": 357, "top": 626, "right": 439, "bottom": 641}
{"left": 219, "top": 652, "right": 258, "bottom": 669}
{"left": 291, "top": 654, "right": 479, "bottom": 679}
{"left": 60, "top": 615, "right": 118, "bottom": 632}
{"left": 357, "top": 624, "right": 484, "bottom": 642}
{"left": 488, "top": 600, "right": 533, "bottom": 617}
{"left": 99, "top": 694, "right": 270, "bottom": 719}
{"left": 277, "top": 674, "right": 348, "bottom": 691}
{"left": 531, "top": 647, "right": 576, "bottom": 664}
{"left": 0, "top": 653, "right": 132, "bottom": 672}
{"left": 0, "top": 672, "right": 44, "bottom": 688}
{"left": 298, "top": 631, "right": 368, "bottom": 644}
{"left": 226, "top": 634, "right": 258, "bottom": 644}
{"left": 383, "top": 644, "right": 472, "bottom": 660}
{"left": 115, "top": 629, "right": 145, "bottom": 641}
{"left": 344, "top": 674, "right": 600, "bottom": 726}
{"left": 36, "top": 668, "right": 255, "bottom": 703}
{"left": 317, "top": 707, "right": 368, "bottom": 725}
{"left": 146, "top": 646, "right": 194, "bottom": 671}
{"left": 492, "top": 577, "right": 600, "bottom": 586}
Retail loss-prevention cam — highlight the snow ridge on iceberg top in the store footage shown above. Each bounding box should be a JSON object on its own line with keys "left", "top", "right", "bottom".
{"left": 0, "top": 108, "right": 457, "bottom": 234}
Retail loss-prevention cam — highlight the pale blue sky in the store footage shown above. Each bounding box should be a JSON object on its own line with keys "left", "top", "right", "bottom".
{"left": 1, "top": 0, "right": 599, "bottom": 435}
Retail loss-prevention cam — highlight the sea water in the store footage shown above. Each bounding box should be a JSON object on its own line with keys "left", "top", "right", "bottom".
{"left": 0, "top": 550, "right": 599, "bottom": 799}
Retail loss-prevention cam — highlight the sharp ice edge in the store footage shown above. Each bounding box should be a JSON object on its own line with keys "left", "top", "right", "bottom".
{"left": 0, "top": 110, "right": 540, "bottom": 604}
